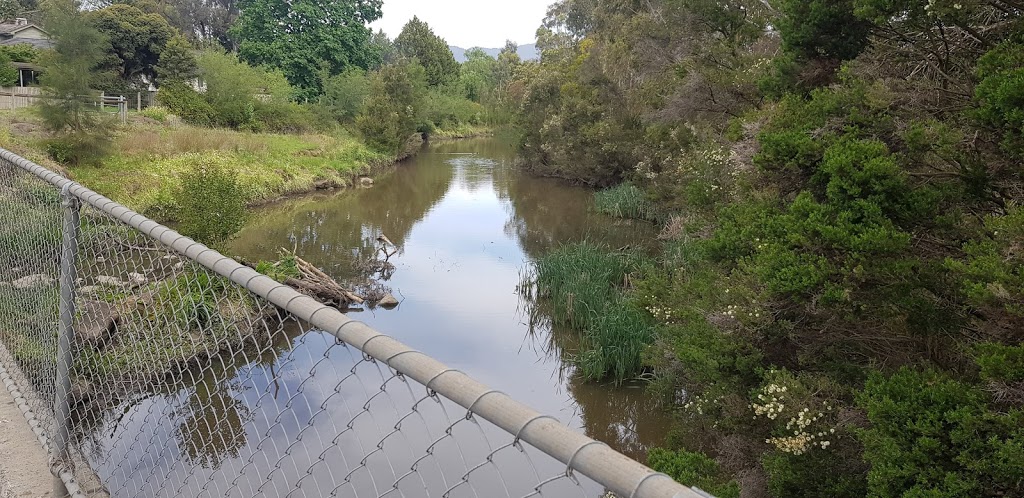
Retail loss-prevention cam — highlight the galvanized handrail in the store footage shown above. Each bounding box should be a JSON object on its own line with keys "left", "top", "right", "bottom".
{"left": 0, "top": 146, "right": 703, "bottom": 498}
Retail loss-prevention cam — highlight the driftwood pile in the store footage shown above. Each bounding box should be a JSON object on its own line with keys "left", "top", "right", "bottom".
{"left": 277, "top": 250, "right": 365, "bottom": 306}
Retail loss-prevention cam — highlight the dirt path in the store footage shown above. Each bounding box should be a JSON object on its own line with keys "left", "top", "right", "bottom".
{"left": 0, "top": 381, "right": 52, "bottom": 497}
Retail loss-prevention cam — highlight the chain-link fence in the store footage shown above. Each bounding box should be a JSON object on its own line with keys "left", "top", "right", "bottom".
{"left": 0, "top": 146, "right": 705, "bottom": 498}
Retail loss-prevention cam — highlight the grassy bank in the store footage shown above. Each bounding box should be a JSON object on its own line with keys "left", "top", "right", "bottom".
{"left": 0, "top": 109, "right": 413, "bottom": 220}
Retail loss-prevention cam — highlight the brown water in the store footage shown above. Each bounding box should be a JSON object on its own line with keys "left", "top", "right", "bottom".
{"left": 229, "top": 138, "right": 671, "bottom": 460}
{"left": 81, "top": 138, "right": 673, "bottom": 497}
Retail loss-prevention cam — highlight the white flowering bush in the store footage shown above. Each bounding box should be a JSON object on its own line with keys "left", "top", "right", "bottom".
{"left": 751, "top": 369, "right": 837, "bottom": 456}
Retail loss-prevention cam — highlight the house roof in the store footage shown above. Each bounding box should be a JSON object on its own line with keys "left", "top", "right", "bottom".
{"left": 0, "top": 21, "right": 47, "bottom": 36}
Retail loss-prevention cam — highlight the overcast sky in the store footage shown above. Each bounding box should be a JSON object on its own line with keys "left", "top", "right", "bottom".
{"left": 369, "top": 0, "right": 552, "bottom": 48}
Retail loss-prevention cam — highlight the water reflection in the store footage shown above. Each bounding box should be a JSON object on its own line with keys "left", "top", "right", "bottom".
{"left": 230, "top": 138, "right": 668, "bottom": 460}
{"left": 80, "top": 138, "right": 673, "bottom": 497}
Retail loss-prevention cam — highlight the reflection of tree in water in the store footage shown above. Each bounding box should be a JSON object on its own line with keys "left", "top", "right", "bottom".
{"left": 230, "top": 150, "right": 457, "bottom": 278}
{"left": 493, "top": 153, "right": 654, "bottom": 260}
{"left": 175, "top": 378, "right": 251, "bottom": 469}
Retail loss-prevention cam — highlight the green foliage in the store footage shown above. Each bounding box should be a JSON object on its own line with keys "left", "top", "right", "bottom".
{"left": 857, "top": 368, "right": 1024, "bottom": 497}
{"left": 157, "top": 81, "right": 214, "bottom": 125}
{"left": 356, "top": 61, "right": 427, "bottom": 153}
{"left": 532, "top": 242, "right": 632, "bottom": 329}
{"left": 529, "top": 242, "right": 654, "bottom": 383}
{"left": 37, "top": 0, "right": 114, "bottom": 165}
{"left": 0, "top": 44, "right": 39, "bottom": 64}
{"left": 974, "top": 343, "right": 1024, "bottom": 383}
{"left": 255, "top": 255, "right": 301, "bottom": 282}
{"left": 0, "top": 51, "right": 16, "bottom": 86}
{"left": 594, "top": 183, "right": 659, "bottom": 222}
{"left": 975, "top": 38, "right": 1024, "bottom": 157}
{"left": 579, "top": 304, "right": 654, "bottom": 382}
{"left": 648, "top": 448, "right": 741, "bottom": 498}
{"left": 319, "top": 68, "right": 370, "bottom": 123}
{"left": 945, "top": 207, "right": 1024, "bottom": 319}
{"left": 231, "top": 0, "right": 382, "bottom": 99}
{"left": 139, "top": 105, "right": 170, "bottom": 122}
{"left": 173, "top": 161, "right": 246, "bottom": 246}
{"left": 776, "top": 0, "right": 871, "bottom": 61}
{"left": 459, "top": 48, "right": 497, "bottom": 102}
{"left": 87, "top": 3, "right": 175, "bottom": 90}
{"left": 394, "top": 16, "right": 459, "bottom": 87}
{"left": 155, "top": 34, "right": 198, "bottom": 86}
{"left": 421, "top": 89, "right": 484, "bottom": 131}
{"left": 161, "top": 50, "right": 315, "bottom": 132}
{"left": 762, "top": 451, "right": 866, "bottom": 498}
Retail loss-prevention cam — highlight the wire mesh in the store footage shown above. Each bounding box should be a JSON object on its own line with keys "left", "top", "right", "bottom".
{"left": 0, "top": 164, "right": 61, "bottom": 443}
{"left": 0, "top": 148, "right": 700, "bottom": 498}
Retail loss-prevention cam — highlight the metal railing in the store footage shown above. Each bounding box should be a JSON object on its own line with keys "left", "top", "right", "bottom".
{"left": 0, "top": 146, "right": 704, "bottom": 498}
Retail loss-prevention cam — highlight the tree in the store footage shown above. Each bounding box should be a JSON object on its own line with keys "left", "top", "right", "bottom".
{"left": 393, "top": 16, "right": 459, "bottom": 87}
{"left": 0, "top": 52, "right": 17, "bottom": 86}
{"left": 231, "top": 0, "right": 382, "bottom": 99}
{"left": 0, "top": 0, "right": 19, "bottom": 19}
{"left": 155, "top": 33, "right": 198, "bottom": 85}
{"left": 776, "top": 0, "right": 872, "bottom": 62}
{"left": 37, "top": 0, "right": 113, "bottom": 164}
{"left": 87, "top": 3, "right": 175, "bottom": 89}
{"left": 369, "top": 29, "right": 395, "bottom": 69}
{"left": 356, "top": 60, "right": 427, "bottom": 153}
{"left": 320, "top": 68, "right": 370, "bottom": 123}
{"left": 459, "top": 48, "right": 496, "bottom": 102}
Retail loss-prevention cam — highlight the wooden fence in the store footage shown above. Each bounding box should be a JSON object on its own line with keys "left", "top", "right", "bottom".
{"left": 0, "top": 86, "right": 41, "bottom": 110}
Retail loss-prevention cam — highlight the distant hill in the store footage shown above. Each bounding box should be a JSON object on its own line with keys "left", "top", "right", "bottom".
{"left": 450, "top": 44, "right": 539, "bottom": 63}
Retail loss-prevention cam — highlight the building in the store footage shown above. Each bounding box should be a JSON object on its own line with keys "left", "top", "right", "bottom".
{"left": 0, "top": 18, "right": 50, "bottom": 87}
{"left": 0, "top": 18, "right": 51, "bottom": 50}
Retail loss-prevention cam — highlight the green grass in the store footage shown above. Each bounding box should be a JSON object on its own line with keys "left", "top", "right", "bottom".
{"left": 0, "top": 111, "right": 391, "bottom": 219}
{"left": 529, "top": 242, "right": 655, "bottom": 383}
{"left": 594, "top": 183, "right": 660, "bottom": 222}
{"left": 73, "top": 125, "right": 388, "bottom": 219}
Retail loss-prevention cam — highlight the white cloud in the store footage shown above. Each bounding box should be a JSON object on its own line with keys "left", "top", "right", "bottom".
{"left": 370, "top": 0, "right": 551, "bottom": 48}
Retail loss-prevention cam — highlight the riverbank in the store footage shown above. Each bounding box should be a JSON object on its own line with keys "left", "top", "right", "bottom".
{"left": 0, "top": 109, "right": 472, "bottom": 220}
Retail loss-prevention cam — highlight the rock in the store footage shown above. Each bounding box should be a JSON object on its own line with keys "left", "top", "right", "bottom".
{"left": 74, "top": 300, "right": 119, "bottom": 347}
{"left": 127, "top": 272, "right": 148, "bottom": 287}
{"left": 359, "top": 177, "right": 374, "bottom": 187}
{"left": 95, "top": 256, "right": 106, "bottom": 263}
{"left": 11, "top": 267, "right": 22, "bottom": 274}
{"left": 378, "top": 293, "right": 399, "bottom": 308}
{"left": 97, "top": 276, "right": 126, "bottom": 287}
{"left": 12, "top": 274, "right": 54, "bottom": 290}
{"left": 172, "top": 261, "right": 185, "bottom": 271}
{"left": 314, "top": 178, "right": 340, "bottom": 190}
{"left": 79, "top": 285, "right": 101, "bottom": 296}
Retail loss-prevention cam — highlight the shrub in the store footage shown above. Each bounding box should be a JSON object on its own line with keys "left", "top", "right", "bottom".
{"left": 421, "top": 89, "right": 485, "bottom": 130}
{"left": 320, "top": 69, "right": 371, "bottom": 123}
{"left": 43, "top": 130, "right": 112, "bottom": 165}
{"left": 0, "top": 51, "right": 16, "bottom": 86}
{"left": 974, "top": 38, "right": 1024, "bottom": 157}
{"left": 140, "top": 105, "right": 171, "bottom": 123}
{"left": 857, "top": 368, "right": 1024, "bottom": 498}
{"left": 174, "top": 161, "right": 247, "bottom": 247}
{"left": 648, "top": 448, "right": 740, "bottom": 498}
{"left": 158, "top": 82, "right": 214, "bottom": 126}
{"left": 357, "top": 61, "right": 427, "bottom": 154}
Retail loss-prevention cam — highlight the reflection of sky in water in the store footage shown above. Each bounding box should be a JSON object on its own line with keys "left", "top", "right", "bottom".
{"left": 82, "top": 140, "right": 670, "bottom": 497}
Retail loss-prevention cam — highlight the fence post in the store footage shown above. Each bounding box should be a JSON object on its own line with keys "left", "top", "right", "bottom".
{"left": 52, "top": 183, "right": 80, "bottom": 498}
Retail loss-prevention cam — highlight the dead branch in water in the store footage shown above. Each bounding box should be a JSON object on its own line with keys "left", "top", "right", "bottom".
{"left": 284, "top": 250, "right": 365, "bottom": 305}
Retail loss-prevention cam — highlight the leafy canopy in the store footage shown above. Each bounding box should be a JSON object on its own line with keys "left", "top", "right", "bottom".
{"left": 231, "top": 0, "right": 383, "bottom": 99}
{"left": 87, "top": 3, "right": 175, "bottom": 89}
{"left": 394, "top": 16, "right": 459, "bottom": 87}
